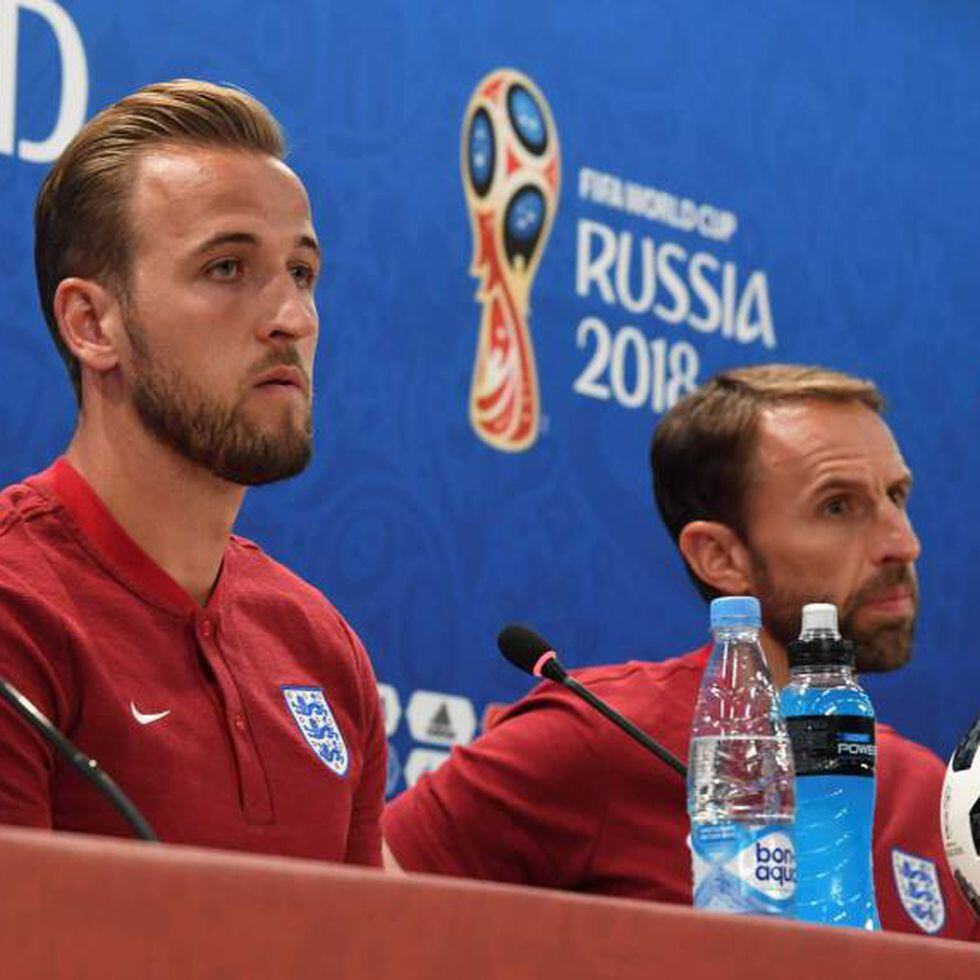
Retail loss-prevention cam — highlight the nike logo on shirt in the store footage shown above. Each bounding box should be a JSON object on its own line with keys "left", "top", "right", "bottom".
{"left": 130, "top": 702, "right": 171, "bottom": 726}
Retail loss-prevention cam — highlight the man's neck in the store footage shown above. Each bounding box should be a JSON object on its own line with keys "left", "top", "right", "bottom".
{"left": 65, "top": 413, "right": 245, "bottom": 607}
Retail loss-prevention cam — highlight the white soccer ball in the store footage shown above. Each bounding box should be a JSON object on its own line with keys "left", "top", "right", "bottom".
{"left": 941, "top": 715, "right": 980, "bottom": 917}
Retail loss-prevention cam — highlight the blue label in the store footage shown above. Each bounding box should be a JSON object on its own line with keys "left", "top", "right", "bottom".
{"left": 691, "top": 822, "right": 796, "bottom": 916}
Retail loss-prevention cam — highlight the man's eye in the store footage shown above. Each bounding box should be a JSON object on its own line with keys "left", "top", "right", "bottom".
{"left": 889, "top": 485, "right": 910, "bottom": 508}
{"left": 290, "top": 263, "right": 316, "bottom": 288}
{"left": 822, "top": 497, "right": 849, "bottom": 517}
{"left": 207, "top": 258, "right": 241, "bottom": 280}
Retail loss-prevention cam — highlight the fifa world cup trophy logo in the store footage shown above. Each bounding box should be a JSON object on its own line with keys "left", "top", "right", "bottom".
{"left": 461, "top": 69, "right": 560, "bottom": 452}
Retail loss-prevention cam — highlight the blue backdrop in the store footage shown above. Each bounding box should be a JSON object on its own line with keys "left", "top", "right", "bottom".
{"left": 1, "top": 0, "right": 978, "bottom": 796}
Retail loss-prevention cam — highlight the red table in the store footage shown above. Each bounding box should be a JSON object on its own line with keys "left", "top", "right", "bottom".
{"left": 0, "top": 827, "right": 976, "bottom": 978}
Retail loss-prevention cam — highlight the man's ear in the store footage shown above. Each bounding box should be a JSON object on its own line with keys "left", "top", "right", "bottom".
{"left": 678, "top": 520, "right": 755, "bottom": 596}
{"left": 52, "top": 277, "right": 125, "bottom": 375}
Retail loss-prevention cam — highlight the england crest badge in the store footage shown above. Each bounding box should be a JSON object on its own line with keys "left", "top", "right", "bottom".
{"left": 282, "top": 685, "right": 349, "bottom": 777}
{"left": 891, "top": 848, "right": 945, "bottom": 934}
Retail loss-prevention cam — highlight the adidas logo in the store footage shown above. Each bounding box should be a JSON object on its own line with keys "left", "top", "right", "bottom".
{"left": 426, "top": 702, "right": 456, "bottom": 741}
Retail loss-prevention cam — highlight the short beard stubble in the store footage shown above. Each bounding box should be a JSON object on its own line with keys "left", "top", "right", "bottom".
{"left": 126, "top": 321, "right": 313, "bottom": 486}
{"left": 751, "top": 554, "right": 918, "bottom": 674}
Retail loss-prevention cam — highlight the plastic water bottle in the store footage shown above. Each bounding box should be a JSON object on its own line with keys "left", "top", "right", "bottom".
{"left": 779, "top": 602, "right": 880, "bottom": 930}
{"left": 688, "top": 596, "right": 796, "bottom": 916}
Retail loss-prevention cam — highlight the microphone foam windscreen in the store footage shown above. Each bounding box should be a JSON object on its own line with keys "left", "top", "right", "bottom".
{"left": 497, "top": 623, "right": 552, "bottom": 675}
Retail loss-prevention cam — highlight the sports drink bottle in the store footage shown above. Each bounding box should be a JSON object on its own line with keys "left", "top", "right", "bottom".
{"left": 779, "top": 602, "right": 880, "bottom": 930}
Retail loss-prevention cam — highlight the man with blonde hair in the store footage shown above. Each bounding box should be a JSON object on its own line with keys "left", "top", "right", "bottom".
{"left": 0, "top": 79, "right": 386, "bottom": 864}
{"left": 384, "top": 363, "right": 979, "bottom": 938}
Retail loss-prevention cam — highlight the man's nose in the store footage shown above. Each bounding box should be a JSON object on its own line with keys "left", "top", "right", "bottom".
{"left": 260, "top": 277, "right": 318, "bottom": 341}
{"left": 874, "top": 502, "right": 921, "bottom": 565}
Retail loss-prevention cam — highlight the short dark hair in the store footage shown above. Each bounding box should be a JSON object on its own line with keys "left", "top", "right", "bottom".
{"left": 651, "top": 363, "right": 884, "bottom": 600}
{"left": 34, "top": 79, "right": 285, "bottom": 403}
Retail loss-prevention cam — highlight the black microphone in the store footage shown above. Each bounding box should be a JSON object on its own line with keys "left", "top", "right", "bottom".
{"left": 0, "top": 677, "right": 159, "bottom": 842}
{"left": 497, "top": 623, "right": 687, "bottom": 779}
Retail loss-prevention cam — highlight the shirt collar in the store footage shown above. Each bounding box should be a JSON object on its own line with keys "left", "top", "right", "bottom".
{"left": 32, "top": 457, "right": 209, "bottom": 616}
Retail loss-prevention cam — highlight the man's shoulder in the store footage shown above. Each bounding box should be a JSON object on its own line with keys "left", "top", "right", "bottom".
{"left": 495, "top": 646, "right": 708, "bottom": 745}
{"left": 876, "top": 721, "right": 946, "bottom": 785}
{"left": 873, "top": 721, "right": 949, "bottom": 842}
{"left": 0, "top": 472, "right": 61, "bottom": 537}
{"left": 0, "top": 472, "right": 72, "bottom": 581}
{"left": 569, "top": 647, "right": 709, "bottom": 707}
{"left": 227, "top": 533, "right": 322, "bottom": 598}
{"left": 224, "top": 533, "right": 361, "bottom": 644}
{"left": 0, "top": 473, "right": 81, "bottom": 663}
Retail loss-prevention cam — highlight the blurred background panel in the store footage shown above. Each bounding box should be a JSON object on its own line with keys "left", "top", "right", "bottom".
{"left": 1, "top": 1, "right": 978, "bottom": 796}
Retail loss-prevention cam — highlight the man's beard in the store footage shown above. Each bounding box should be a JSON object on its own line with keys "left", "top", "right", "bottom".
{"left": 751, "top": 555, "right": 918, "bottom": 673}
{"left": 127, "top": 326, "right": 313, "bottom": 486}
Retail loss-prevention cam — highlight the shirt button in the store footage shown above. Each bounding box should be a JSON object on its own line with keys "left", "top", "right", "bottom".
{"left": 200, "top": 620, "right": 213, "bottom": 638}
{"left": 233, "top": 714, "right": 246, "bottom": 732}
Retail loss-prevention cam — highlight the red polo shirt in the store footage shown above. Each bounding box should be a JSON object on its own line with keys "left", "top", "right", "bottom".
{"left": 0, "top": 459, "right": 385, "bottom": 864}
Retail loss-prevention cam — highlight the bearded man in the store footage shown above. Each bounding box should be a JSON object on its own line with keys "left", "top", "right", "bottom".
{"left": 383, "top": 364, "right": 979, "bottom": 939}
{"left": 0, "top": 80, "right": 385, "bottom": 864}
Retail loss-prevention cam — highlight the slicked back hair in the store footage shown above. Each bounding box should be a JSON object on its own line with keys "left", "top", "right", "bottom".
{"left": 34, "top": 79, "right": 285, "bottom": 403}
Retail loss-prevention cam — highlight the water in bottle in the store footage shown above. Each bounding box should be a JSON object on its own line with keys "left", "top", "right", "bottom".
{"left": 779, "top": 602, "right": 880, "bottom": 930}
{"left": 688, "top": 596, "right": 796, "bottom": 916}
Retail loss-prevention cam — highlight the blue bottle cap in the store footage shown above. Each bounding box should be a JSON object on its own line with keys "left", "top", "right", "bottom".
{"left": 710, "top": 596, "right": 761, "bottom": 629}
